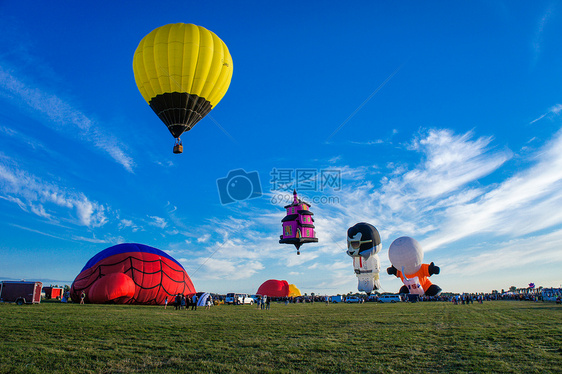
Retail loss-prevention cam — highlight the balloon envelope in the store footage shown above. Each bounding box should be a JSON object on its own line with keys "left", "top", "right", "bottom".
{"left": 257, "top": 279, "right": 290, "bottom": 297}
{"left": 70, "top": 243, "right": 195, "bottom": 304}
{"left": 257, "top": 280, "right": 301, "bottom": 297}
{"left": 388, "top": 236, "right": 423, "bottom": 275}
{"left": 288, "top": 284, "right": 301, "bottom": 297}
{"left": 133, "top": 23, "right": 233, "bottom": 139}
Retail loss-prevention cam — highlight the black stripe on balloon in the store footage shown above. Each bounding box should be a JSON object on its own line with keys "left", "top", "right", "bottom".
{"left": 149, "top": 92, "right": 213, "bottom": 138}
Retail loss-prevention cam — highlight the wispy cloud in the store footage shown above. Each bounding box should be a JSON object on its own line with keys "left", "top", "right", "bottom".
{"left": 71, "top": 234, "right": 125, "bottom": 244}
{"left": 162, "top": 127, "right": 562, "bottom": 293}
{"left": 0, "top": 160, "right": 107, "bottom": 227}
{"left": 71, "top": 235, "right": 108, "bottom": 244}
{"left": 532, "top": 4, "right": 556, "bottom": 65}
{"left": 148, "top": 215, "right": 168, "bottom": 229}
{"left": 8, "top": 223, "right": 69, "bottom": 240}
{"left": 193, "top": 258, "right": 265, "bottom": 280}
{"left": 422, "top": 127, "right": 562, "bottom": 250}
{"left": 118, "top": 219, "right": 141, "bottom": 232}
{"left": 350, "top": 139, "right": 384, "bottom": 146}
{"left": 197, "top": 233, "right": 211, "bottom": 243}
{"left": 529, "top": 103, "right": 562, "bottom": 124}
{"left": 443, "top": 230, "right": 562, "bottom": 278}
{"left": 0, "top": 66, "right": 134, "bottom": 172}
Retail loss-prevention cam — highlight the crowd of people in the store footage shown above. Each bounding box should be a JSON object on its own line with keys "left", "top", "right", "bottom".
{"left": 161, "top": 289, "right": 561, "bottom": 310}
{"left": 167, "top": 293, "right": 214, "bottom": 310}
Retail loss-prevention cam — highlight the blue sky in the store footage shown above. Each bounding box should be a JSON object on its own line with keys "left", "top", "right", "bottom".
{"left": 1, "top": 1, "right": 561, "bottom": 295}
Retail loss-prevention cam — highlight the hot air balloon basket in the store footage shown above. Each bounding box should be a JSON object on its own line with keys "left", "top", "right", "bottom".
{"left": 173, "top": 144, "right": 183, "bottom": 154}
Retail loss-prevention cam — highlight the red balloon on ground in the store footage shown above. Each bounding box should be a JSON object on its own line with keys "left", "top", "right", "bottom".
{"left": 257, "top": 279, "right": 290, "bottom": 297}
{"left": 70, "top": 243, "right": 195, "bottom": 304}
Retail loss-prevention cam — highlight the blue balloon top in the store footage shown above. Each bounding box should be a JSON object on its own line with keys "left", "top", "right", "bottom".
{"left": 81, "top": 243, "right": 184, "bottom": 272}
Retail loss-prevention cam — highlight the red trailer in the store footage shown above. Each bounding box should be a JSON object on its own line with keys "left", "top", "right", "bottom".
{"left": 0, "top": 281, "right": 43, "bottom": 305}
{"left": 43, "top": 286, "right": 63, "bottom": 300}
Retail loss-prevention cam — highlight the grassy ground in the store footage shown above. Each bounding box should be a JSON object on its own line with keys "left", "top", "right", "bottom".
{"left": 0, "top": 300, "right": 560, "bottom": 373}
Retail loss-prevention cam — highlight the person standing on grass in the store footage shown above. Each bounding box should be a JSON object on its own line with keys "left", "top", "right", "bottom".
{"left": 266, "top": 296, "right": 271, "bottom": 310}
{"left": 175, "top": 294, "right": 181, "bottom": 310}
{"left": 80, "top": 291, "right": 86, "bottom": 304}
{"left": 205, "top": 295, "right": 212, "bottom": 310}
{"left": 192, "top": 294, "right": 198, "bottom": 310}
{"left": 185, "top": 294, "right": 191, "bottom": 310}
{"left": 164, "top": 296, "right": 168, "bottom": 309}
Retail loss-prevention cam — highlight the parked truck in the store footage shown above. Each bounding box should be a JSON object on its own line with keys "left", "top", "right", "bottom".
{"left": 43, "top": 286, "right": 63, "bottom": 300}
{"left": 329, "top": 295, "right": 343, "bottom": 303}
{"left": 0, "top": 281, "right": 43, "bottom": 305}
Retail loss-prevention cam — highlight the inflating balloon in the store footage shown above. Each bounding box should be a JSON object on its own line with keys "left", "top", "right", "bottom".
{"left": 288, "top": 283, "right": 301, "bottom": 297}
{"left": 386, "top": 236, "right": 441, "bottom": 296}
{"left": 70, "top": 243, "right": 195, "bottom": 304}
{"left": 196, "top": 292, "right": 212, "bottom": 307}
{"left": 257, "top": 279, "right": 301, "bottom": 297}
{"left": 133, "top": 23, "right": 233, "bottom": 153}
{"left": 279, "top": 190, "right": 318, "bottom": 255}
{"left": 346, "top": 222, "right": 382, "bottom": 294}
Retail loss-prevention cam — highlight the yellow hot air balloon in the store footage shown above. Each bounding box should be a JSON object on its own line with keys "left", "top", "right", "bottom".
{"left": 288, "top": 284, "right": 301, "bottom": 297}
{"left": 133, "top": 23, "right": 233, "bottom": 153}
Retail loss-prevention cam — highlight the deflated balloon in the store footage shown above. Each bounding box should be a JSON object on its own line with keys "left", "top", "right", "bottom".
{"left": 288, "top": 283, "right": 301, "bottom": 297}
{"left": 257, "top": 279, "right": 301, "bottom": 297}
{"left": 70, "top": 243, "right": 195, "bottom": 304}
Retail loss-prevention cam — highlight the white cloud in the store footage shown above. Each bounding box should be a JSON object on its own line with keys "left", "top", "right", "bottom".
{"left": 9, "top": 223, "right": 69, "bottom": 241}
{"left": 71, "top": 235, "right": 108, "bottom": 244}
{"left": 0, "top": 66, "right": 134, "bottom": 172}
{"left": 193, "top": 258, "right": 265, "bottom": 280}
{"left": 532, "top": 5, "right": 555, "bottom": 65}
{"left": 0, "top": 195, "right": 27, "bottom": 211}
{"left": 400, "top": 129, "right": 511, "bottom": 200}
{"left": 148, "top": 216, "right": 167, "bottom": 229}
{"left": 119, "top": 219, "right": 140, "bottom": 232}
{"left": 197, "top": 233, "right": 211, "bottom": 243}
{"left": 423, "top": 128, "right": 562, "bottom": 250}
{"left": 550, "top": 103, "right": 562, "bottom": 115}
{"left": 0, "top": 161, "right": 107, "bottom": 227}
{"left": 71, "top": 234, "right": 125, "bottom": 244}
{"left": 350, "top": 139, "right": 384, "bottom": 146}
{"left": 530, "top": 103, "right": 562, "bottom": 124}
{"left": 168, "top": 127, "right": 562, "bottom": 293}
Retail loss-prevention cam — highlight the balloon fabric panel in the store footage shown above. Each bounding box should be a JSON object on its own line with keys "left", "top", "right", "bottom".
{"left": 133, "top": 23, "right": 232, "bottom": 106}
{"left": 288, "top": 284, "right": 301, "bottom": 297}
{"left": 70, "top": 243, "right": 195, "bottom": 305}
{"left": 257, "top": 280, "right": 301, "bottom": 297}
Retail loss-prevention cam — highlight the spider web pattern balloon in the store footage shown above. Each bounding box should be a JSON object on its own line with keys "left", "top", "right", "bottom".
{"left": 70, "top": 243, "right": 195, "bottom": 304}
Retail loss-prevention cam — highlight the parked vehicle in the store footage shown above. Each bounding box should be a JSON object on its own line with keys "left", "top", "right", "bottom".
{"left": 0, "top": 281, "right": 43, "bottom": 305}
{"left": 225, "top": 293, "right": 253, "bottom": 305}
{"left": 42, "top": 286, "right": 63, "bottom": 300}
{"left": 345, "top": 296, "right": 363, "bottom": 303}
{"left": 329, "top": 295, "right": 343, "bottom": 303}
{"left": 378, "top": 294, "right": 402, "bottom": 303}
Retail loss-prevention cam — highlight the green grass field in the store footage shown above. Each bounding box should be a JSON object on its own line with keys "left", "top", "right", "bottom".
{"left": 1, "top": 300, "right": 560, "bottom": 373}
